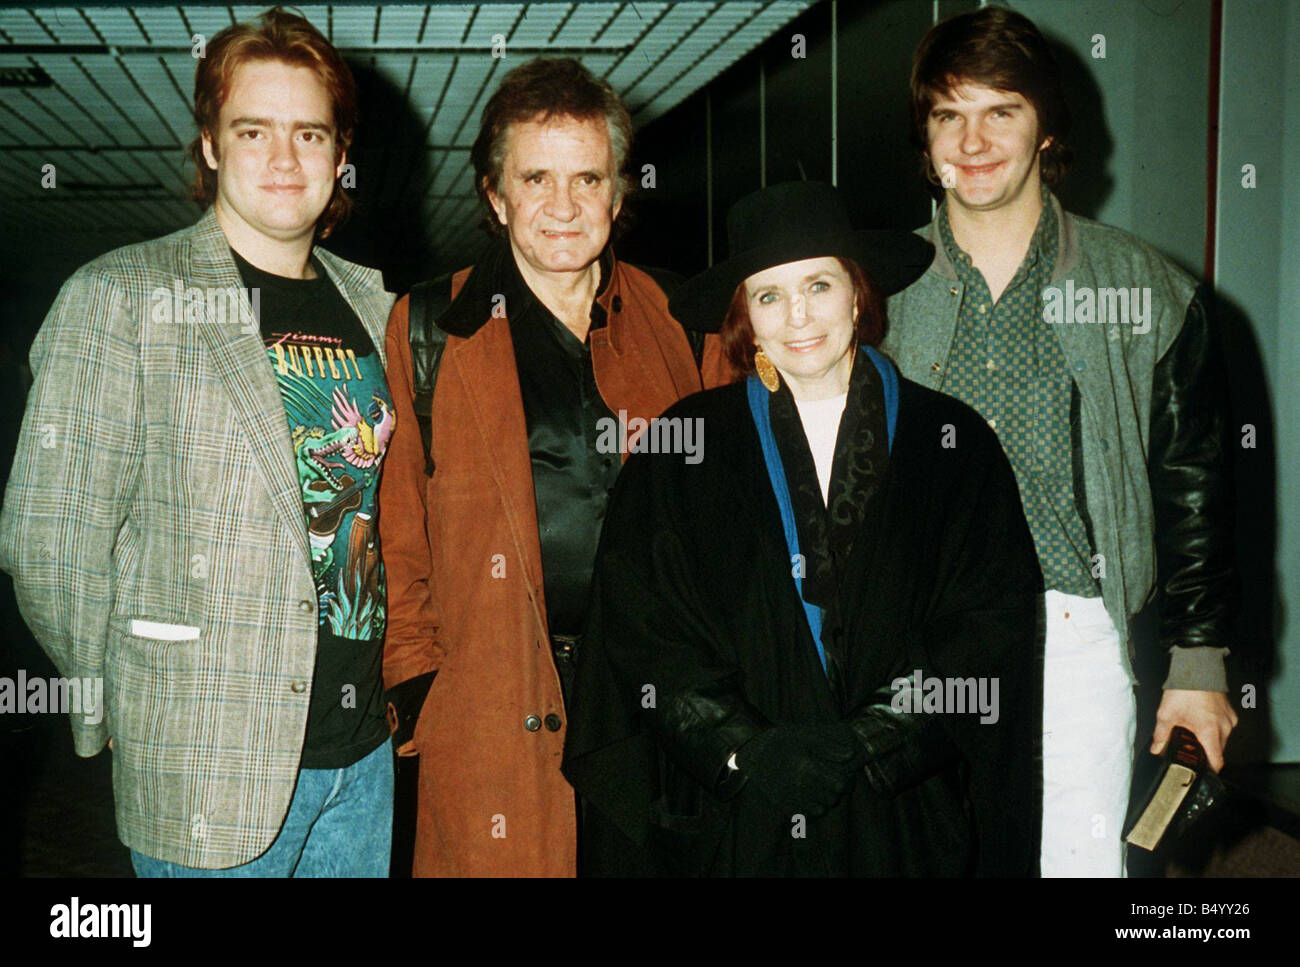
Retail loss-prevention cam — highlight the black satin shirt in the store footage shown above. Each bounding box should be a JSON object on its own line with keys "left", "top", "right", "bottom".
{"left": 503, "top": 246, "right": 623, "bottom": 638}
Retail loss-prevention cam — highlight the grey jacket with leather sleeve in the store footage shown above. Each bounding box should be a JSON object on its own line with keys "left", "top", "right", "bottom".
{"left": 883, "top": 192, "right": 1234, "bottom": 692}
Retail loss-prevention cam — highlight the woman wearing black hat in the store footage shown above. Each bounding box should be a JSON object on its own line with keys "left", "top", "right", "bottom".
{"left": 562, "top": 182, "right": 1043, "bottom": 876}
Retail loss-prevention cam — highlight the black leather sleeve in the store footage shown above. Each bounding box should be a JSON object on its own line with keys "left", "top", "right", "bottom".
{"left": 1147, "top": 287, "right": 1236, "bottom": 654}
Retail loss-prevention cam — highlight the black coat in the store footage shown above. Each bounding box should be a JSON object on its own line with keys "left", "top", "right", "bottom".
{"left": 562, "top": 372, "right": 1043, "bottom": 876}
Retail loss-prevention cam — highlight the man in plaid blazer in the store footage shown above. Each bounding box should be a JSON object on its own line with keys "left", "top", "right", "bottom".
{"left": 0, "top": 9, "right": 396, "bottom": 875}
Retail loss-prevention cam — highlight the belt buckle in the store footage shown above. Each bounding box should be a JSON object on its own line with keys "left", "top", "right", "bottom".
{"left": 551, "top": 633, "right": 580, "bottom": 661}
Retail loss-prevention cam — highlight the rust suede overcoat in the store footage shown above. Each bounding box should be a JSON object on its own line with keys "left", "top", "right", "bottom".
{"left": 379, "top": 251, "right": 726, "bottom": 876}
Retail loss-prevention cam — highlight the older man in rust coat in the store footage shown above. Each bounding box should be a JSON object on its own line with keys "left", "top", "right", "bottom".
{"left": 379, "top": 57, "right": 728, "bottom": 876}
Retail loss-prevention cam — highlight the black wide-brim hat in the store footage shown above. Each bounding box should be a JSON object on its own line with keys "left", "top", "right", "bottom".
{"left": 669, "top": 181, "right": 935, "bottom": 333}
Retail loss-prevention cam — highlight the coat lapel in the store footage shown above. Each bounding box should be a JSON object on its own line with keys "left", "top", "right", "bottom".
{"left": 316, "top": 248, "right": 392, "bottom": 367}
{"left": 451, "top": 316, "right": 550, "bottom": 637}
{"left": 589, "top": 259, "right": 701, "bottom": 430}
{"left": 184, "top": 209, "right": 309, "bottom": 565}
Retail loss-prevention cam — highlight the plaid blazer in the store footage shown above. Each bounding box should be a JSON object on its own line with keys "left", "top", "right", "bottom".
{"left": 0, "top": 208, "right": 394, "bottom": 868}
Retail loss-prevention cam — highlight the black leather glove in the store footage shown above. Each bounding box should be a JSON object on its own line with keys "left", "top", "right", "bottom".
{"left": 735, "top": 724, "right": 866, "bottom": 818}
{"left": 384, "top": 671, "right": 436, "bottom": 752}
{"left": 849, "top": 694, "right": 961, "bottom": 798}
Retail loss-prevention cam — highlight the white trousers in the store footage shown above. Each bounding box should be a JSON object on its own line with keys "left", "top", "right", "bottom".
{"left": 1040, "top": 590, "right": 1137, "bottom": 878}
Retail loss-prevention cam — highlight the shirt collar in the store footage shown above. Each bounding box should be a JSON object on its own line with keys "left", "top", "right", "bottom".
{"left": 438, "top": 236, "right": 621, "bottom": 341}
{"left": 498, "top": 239, "right": 618, "bottom": 338}
{"left": 937, "top": 181, "right": 1055, "bottom": 282}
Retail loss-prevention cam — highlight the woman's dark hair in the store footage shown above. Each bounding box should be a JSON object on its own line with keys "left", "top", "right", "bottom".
{"left": 718, "top": 257, "right": 886, "bottom": 375}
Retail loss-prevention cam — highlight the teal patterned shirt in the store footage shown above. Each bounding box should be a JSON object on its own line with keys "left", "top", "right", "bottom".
{"left": 937, "top": 187, "right": 1100, "bottom": 597}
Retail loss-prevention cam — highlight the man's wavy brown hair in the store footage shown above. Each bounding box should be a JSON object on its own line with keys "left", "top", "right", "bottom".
{"left": 910, "top": 6, "right": 1072, "bottom": 194}
{"left": 470, "top": 57, "right": 634, "bottom": 238}
{"left": 188, "top": 6, "right": 358, "bottom": 238}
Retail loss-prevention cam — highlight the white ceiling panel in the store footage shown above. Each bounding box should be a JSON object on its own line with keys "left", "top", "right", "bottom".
{"left": 0, "top": 2, "right": 812, "bottom": 269}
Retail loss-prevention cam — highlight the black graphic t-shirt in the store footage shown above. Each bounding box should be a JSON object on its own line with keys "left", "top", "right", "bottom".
{"left": 234, "top": 249, "right": 394, "bottom": 769}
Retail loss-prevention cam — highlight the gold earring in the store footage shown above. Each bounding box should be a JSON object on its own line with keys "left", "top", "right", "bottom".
{"left": 753, "top": 348, "right": 780, "bottom": 393}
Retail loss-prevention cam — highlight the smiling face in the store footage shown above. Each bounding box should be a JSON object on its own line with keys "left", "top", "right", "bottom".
{"left": 744, "top": 256, "right": 859, "bottom": 401}
{"left": 201, "top": 58, "right": 344, "bottom": 249}
{"left": 485, "top": 114, "right": 622, "bottom": 278}
{"left": 925, "top": 81, "right": 1051, "bottom": 216}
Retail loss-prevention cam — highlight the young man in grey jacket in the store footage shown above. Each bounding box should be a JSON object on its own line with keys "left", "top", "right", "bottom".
{"left": 883, "top": 7, "right": 1237, "bottom": 876}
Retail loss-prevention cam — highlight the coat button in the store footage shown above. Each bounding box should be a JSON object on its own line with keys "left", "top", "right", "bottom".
{"left": 298, "top": 599, "right": 314, "bottom": 613}
{"left": 931, "top": 362, "right": 941, "bottom": 373}
{"left": 291, "top": 680, "right": 308, "bottom": 693}
{"left": 545, "top": 714, "right": 562, "bottom": 732}
{"left": 524, "top": 714, "right": 542, "bottom": 732}
{"left": 949, "top": 286, "right": 959, "bottom": 297}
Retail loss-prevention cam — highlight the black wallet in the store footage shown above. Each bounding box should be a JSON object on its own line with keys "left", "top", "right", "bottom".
{"left": 1124, "top": 726, "right": 1227, "bottom": 851}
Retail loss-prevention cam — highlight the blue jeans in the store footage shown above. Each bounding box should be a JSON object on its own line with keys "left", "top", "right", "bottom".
{"left": 131, "top": 739, "right": 394, "bottom": 877}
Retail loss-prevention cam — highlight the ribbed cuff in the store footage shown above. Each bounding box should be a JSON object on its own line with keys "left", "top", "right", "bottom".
{"left": 1162, "top": 645, "right": 1230, "bottom": 692}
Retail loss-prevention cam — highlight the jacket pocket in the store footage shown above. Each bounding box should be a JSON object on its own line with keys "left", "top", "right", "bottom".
{"left": 129, "top": 619, "right": 201, "bottom": 641}
{"left": 106, "top": 618, "right": 203, "bottom": 746}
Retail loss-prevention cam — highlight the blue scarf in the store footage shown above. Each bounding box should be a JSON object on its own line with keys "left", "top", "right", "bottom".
{"left": 746, "top": 345, "right": 898, "bottom": 674}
